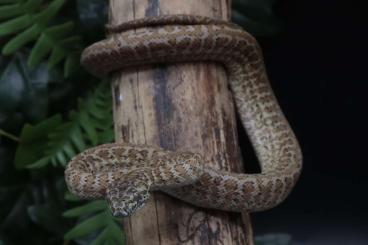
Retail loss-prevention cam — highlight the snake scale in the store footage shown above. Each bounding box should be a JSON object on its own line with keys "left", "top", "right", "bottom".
{"left": 65, "top": 15, "right": 302, "bottom": 217}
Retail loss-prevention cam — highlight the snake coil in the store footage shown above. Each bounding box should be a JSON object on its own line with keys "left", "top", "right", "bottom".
{"left": 65, "top": 15, "right": 302, "bottom": 217}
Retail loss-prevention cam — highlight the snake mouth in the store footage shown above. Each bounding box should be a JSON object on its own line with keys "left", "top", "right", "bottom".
{"left": 112, "top": 209, "right": 129, "bottom": 218}
{"left": 106, "top": 180, "right": 151, "bottom": 218}
{"left": 109, "top": 195, "right": 149, "bottom": 218}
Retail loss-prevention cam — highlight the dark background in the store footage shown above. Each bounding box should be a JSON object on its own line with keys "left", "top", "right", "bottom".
{"left": 249, "top": 0, "right": 368, "bottom": 244}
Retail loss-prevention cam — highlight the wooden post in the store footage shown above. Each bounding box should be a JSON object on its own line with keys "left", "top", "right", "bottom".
{"left": 109, "top": 0, "right": 254, "bottom": 244}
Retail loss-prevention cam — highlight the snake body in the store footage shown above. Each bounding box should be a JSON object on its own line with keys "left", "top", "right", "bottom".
{"left": 65, "top": 15, "right": 302, "bottom": 217}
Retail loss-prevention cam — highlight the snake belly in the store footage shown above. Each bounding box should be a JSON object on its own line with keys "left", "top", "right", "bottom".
{"left": 65, "top": 15, "right": 302, "bottom": 217}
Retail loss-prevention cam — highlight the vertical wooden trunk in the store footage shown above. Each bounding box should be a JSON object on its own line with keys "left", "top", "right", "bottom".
{"left": 109, "top": 0, "right": 254, "bottom": 244}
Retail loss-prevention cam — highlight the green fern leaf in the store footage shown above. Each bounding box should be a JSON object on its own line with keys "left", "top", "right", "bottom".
{"left": 63, "top": 200, "right": 123, "bottom": 244}
{"left": 69, "top": 119, "right": 87, "bottom": 152}
{"left": 78, "top": 108, "right": 98, "bottom": 146}
{"left": 90, "top": 227, "right": 110, "bottom": 245}
{"left": 33, "top": 0, "right": 65, "bottom": 27}
{"left": 0, "top": 4, "right": 23, "bottom": 19}
{"left": 0, "top": 0, "right": 43, "bottom": 21}
{"left": 63, "top": 201, "right": 107, "bottom": 218}
{"left": 14, "top": 114, "right": 62, "bottom": 169}
{"left": 47, "top": 45, "right": 66, "bottom": 68}
{"left": 64, "top": 211, "right": 109, "bottom": 240}
{"left": 64, "top": 51, "right": 80, "bottom": 77}
{"left": 28, "top": 22, "right": 81, "bottom": 69}
{"left": 0, "top": 0, "right": 82, "bottom": 76}
{"left": 107, "top": 221, "right": 124, "bottom": 244}
{"left": 22, "top": 0, "right": 43, "bottom": 13}
{"left": 27, "top": 30, "right": 53, "bottom": 65}
{"left": 44, "top": 20, "right": 74, "bottom": 39}
{"left": 2, "top": 24, "right": 41, "bottom": 54}
{"left": 17, "top": 82, "right": 113, "bottom": 169}
{"left": 64, "top": 192, "right": 80, "bottom": 202}
{"left": 0, "top": 14, "right": 31, "bottom": 36}
{"left": 0, "top": 0, "right": 22, "bottom": 4}
{"left": 63, "top": 141, "right": 77, "bottom": 159}
{"left": 14, "top": 83, "right": 116, "bottom": 243}
{"left": 26, "top": 156, "right": 50, "bottom": 168}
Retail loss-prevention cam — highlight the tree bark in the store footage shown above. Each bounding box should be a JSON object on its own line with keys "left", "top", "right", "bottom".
{"left": 109, "top": 0, "right": 254, "bottom": 244}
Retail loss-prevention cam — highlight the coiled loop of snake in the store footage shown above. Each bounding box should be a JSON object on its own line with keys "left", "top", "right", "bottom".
{"left": 65, "top": 15, "right": 302, "bottom": 217}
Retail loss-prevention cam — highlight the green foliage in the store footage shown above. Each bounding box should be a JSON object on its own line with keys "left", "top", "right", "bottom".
{"left": 2, "top": 82, "right": 115, "bottom": 244}
{"left": 0, "top": 0, "right": 116, "bottom": 243}
{"left": 63, "top": 198, "right": 124, "bottom": 244}
{"left": 0, "top": 0, "right": 82, "bottom": 76}
{"left": 14, "top": 114, "right": 62, "bottom": 169}
{"left": 15, "top": 82, "right": 113, "bottom": 169}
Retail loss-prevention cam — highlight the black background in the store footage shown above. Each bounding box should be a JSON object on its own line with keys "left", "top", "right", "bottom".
{"left": 247, "top": 0, "right": 368, "bottom": 244}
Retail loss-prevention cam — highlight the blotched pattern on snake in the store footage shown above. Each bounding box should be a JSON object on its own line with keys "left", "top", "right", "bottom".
{"left": 65, "top": 15, "right": 302, "bottom": 217}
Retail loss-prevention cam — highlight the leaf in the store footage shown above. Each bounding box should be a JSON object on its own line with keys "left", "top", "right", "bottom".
{"left": 64, "top": 52, "right": 80, "bottom": 77}
{"left": 33, "top": 0, "right": 65, "bottom": 26}
{"left": 26, "top": 156, "right": 50, "bottom": 168}
{"left": 0, "top": 0, "right": 82, "bottom": 77}
{"left": 47, "top": 46, "right": 65, "bottom": 68}
{"left": 0, "top": 4, "right": 23, "bottom": 20}
{"left": 62, "top": 200, "right": 107, "bottom": 218}
{"left": 23, "top": 0, "right": 44, "bottom": 13}
{"left": 0, "top": 0, "right": 97, "bottom": 243}
{"left": 27, "top": 31, "right": 54, "bottom": 67}
{"left": 28, "top": 22, "right": 83, "bottom": 71}
{"left": 63, "top": 141, "right": 76, "bottom": 159}
{"left": 90, "top": 223, "right": 124, "bottom": 245}
{"left": 64, "top": 211, "right": 109, "bottom": 240}
{"left": 44, "top": 21, "right": 74, "bottom": 39}
{"left": 107, "top": 221, "right": 124, "bottom": 244}
{"left": 2, "top": 21, "right": 41, "bottom": 54}
{"left": 15, "top": 82, "right": 113, "bottom": 169}
{"left": 70, "top": 124, "right": 86, "bottom": 152}
{"left": 90, "top": 227, "right": 110, "bottom": 245}
{"left": 0, "top": 0, "right": 22, "bottom": 3}
{"left": 63, "top": 200, "right": 123, "bottom": 244}
{"left": 64, "top": 191, "right": 80, "bottom": 202}
{"left": 0, "top": 14, "right": 31, "bottom": 36}
{"left": 15, "top": 114, "right": 62, "bottom": 169}
{"left": 78, "top": 109, "right": 98, "bottom": 146}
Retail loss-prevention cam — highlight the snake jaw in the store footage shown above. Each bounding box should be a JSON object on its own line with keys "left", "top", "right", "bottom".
{"left": 106, "top": 179, "right": 151, "bottom": 218}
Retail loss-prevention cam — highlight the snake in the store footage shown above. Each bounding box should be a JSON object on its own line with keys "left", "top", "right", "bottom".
{"left": 64, "top": 15, "right": 302, "bottom": 217}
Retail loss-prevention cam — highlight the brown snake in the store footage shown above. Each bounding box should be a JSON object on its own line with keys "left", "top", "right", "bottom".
{"left": 65, "top": 15, "right": 302, "bottom": 217}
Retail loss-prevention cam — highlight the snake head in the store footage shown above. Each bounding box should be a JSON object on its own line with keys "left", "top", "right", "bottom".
{"left": 106, "top": 181, "right": 150, "bottom": 217}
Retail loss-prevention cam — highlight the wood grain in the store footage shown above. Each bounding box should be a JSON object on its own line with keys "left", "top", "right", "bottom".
{"left": 109, "top": 0, "right": 254, "bottom": 244}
